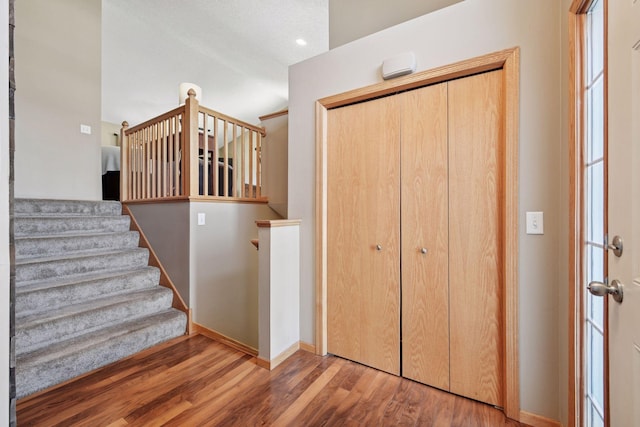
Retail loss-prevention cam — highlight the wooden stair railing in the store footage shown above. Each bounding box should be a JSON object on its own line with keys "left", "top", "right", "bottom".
{"left": 120, "top": 89, "right": 267, "bottom": 203}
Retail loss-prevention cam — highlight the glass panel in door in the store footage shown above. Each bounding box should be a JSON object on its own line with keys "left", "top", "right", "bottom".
{"left": 583, "top": 0, "right": 606, "bottom": 425}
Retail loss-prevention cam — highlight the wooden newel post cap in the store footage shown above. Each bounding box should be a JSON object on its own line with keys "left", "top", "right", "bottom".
{"left": 187, "top": 88, "right": 196, "bottom": 98}
{"left": 121, "top": 121, "right": 129, "bottom": 128}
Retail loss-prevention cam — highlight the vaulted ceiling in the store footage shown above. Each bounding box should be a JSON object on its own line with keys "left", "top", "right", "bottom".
{"left": 102, "top": 0, "right": 462, "bottom": 127}
{"left": 102, "top": 0, "right": 328, "bottom": 126}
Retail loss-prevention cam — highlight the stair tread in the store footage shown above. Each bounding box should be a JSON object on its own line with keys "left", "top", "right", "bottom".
{"left": 15, "top": 230, "right": 137, "bottom": 241}
{"left": 15, "top": 231, "right": 140, "bottom": 260}
{"left": 15, "top": 247, "right": 147, "bottom": 267}
{"left": 16, "top": 266, "right": 158, "bottom": 294}
{"left": 17, "top": 309, "right": 185, "bottom": 370}
{"left": 16, "top": 309, "right": 186, "bottom": 398}
{"left": 15, "top": 213, "right": 125, "bottom": 218}
{"left": 14, "top": 215, "right": 131, "bottom": 237}
{"left": 16, "top": 287, "right": 173, "bottom": 327}
{"left": 14, "top": 213, "right": 123, "bottom": 219}
{"left": 14, "top": 199, "right": 122, "bottom": 217}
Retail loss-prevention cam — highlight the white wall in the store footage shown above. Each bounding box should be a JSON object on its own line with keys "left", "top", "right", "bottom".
{"left": 190, "top": 202, "right": 281, "bottom": 349}
{"left": 128, "top": 203, "right": 191, "bottom": 303}
{"left": 261, "top": 113, "right": 288, "bottom": 217}
{"left": 289, "top": 0, "right": 565, "bottom": 421}
{"left": 329, "top": 0, "right": 463, "bottom": 48}
{"left": 14, "top": 0, "right": 102, "bottom": 200}
{"left": 257, "top": 223, "right": 300, "bottom": 362}
{"left": 0, "top": 0, "right": 10, "bottom": 422}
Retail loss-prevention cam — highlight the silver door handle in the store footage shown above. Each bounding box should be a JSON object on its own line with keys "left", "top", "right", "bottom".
{"left": 588, "top": 279, "right": 624, "bottom": 303}
{"left": 607, "top": 235, "right": 623, "bottom": 257}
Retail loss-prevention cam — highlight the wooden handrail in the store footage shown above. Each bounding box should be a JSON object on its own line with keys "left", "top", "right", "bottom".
{"left": 199, "top": 105, "right": 266, "bottom": 137}
{"left": 125, "top": 106, "right": 186, "bottom": 134}
{"left": 120, "top": 89, "right": 267, "bottom": 203}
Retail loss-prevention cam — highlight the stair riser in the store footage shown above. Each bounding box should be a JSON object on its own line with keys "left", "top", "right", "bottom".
{"left": 16, "top": 311, "right": 186, "bottom": 398}
{"left": 17, "top": 268, "right": 160, "bottom": 316}
{"left": 14, "top": 199, "right": 122, "bottom": 217}
{"left": 15, "top": 231, "right": 140, "bottom": 259}
{"left": 15, "top": 216, "right": 131, "bottom": 237}
{"left": 16, "top": 249, "right": 149, "bottom": 283}
{"left": 16, "top": 288, "right": 175, "bottom": 355}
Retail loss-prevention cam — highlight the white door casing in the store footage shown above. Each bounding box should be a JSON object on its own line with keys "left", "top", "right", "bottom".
{"left": 607, "top": 1, "right": 640, "bottom": 426}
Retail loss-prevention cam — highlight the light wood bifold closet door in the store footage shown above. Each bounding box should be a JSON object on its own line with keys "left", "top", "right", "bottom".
{"left": 400, "top": 83, "right": 450, "bottom": 391}
{"left": 326, "top": 95, "right": 401, "bottom": 376}
{"left": 326, "top": 69, "right": 505, "bottom": 408}
{"left": 448, "top": 70, "right": 504, "bottom": 407}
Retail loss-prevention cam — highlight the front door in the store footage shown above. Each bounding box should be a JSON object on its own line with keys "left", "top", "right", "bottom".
{"left": 606, "top": 1, "right": 640, "bottom": 426}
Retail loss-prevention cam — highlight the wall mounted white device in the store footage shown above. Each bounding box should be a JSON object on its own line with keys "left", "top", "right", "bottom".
{"left": 382, "top": 52, "right": 416, "bottom": 80}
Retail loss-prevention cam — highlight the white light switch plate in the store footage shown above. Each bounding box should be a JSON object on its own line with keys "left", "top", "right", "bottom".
{"left": 526, "top": 211, "right": 544, "bottom": 235}
{"left": 80, "top": 124, "right": 92, "bottom": 135}
{"left": 197, "top": 212, "right": 205, "bottom": 225}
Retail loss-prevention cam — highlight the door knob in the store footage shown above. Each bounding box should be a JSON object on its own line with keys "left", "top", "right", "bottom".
{"left": 607, "top": 235, "right": 623, "bottom": 257}
{"left": 376, "top": 244, "right": 382, "bottom": 251}
{"left": 588, "top": 279, "right": 624, "bottom": 303}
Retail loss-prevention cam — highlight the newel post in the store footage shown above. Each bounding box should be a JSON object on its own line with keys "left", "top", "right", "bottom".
{"left": 182, "top": 89, "right": 200, "bottom": 197}
{"left": 120, "top": 121, "right": 129, "bottom": 201}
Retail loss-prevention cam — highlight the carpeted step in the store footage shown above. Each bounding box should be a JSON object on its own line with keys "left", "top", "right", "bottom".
{"left": 16, "top": 267, "right": 161, "bottom": 317}
{"left": 15, "top": 231, "right": 140, "bottom": 259}
{"left": 14, "top": 215, "right": 131, "bottom": 237}
{"left": 16, "top": 309, "right": 187, "bottom": 398}
{"left": 15, "top": 248, "right": 149, "bottom": 283}
{"left": 16, "top": 287, "right": 175, "bottom": 355}
{"left": 14, "top": 199, "right": 122, "bottom": 217}
{"left": 13, "top": 199, "right": 188, "bottom": 399}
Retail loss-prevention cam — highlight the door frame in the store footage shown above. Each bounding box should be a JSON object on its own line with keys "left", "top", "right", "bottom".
{"left": 315, "top": 47, "right": 520, "bottom": 420}
{"left": 568, "top": 1, "right": 609, "bottom": 426}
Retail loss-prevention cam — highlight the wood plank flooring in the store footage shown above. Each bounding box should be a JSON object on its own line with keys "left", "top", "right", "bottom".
{"left": 17, "top": 334, "right": 531, "bottom": 426}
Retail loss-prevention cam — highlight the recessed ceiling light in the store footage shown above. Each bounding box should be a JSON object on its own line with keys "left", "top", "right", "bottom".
{"left": 296, "top": 38, "right": 307, "bottom": 46}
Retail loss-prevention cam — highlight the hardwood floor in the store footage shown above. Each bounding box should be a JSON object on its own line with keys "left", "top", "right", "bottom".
{"left": 17, "top": 334, "right": 530, "bottom": 426}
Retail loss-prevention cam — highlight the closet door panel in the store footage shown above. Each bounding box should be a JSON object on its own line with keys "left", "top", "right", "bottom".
{"left": 448, "top": 70, "right": 504, "bottom": 406}
{"left": 400, "top": 83, "right": 450, "bottom": 390}
{"left": 327, "top": 95, "right": 401, "bottom": 375}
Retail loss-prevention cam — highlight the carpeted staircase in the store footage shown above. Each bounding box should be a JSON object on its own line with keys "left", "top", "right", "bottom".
{"left": 14, "top": 199, "right": 187, "bottom": 399}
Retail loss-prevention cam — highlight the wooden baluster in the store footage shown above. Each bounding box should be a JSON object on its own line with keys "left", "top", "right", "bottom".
{"left": 139, "top": 128, "right": 144, "bottom": 199}
{"left": 248, "top": 130, "right": 254, "bottom": 198}
{"left": 183, "top": 89, "right": 199, "bottom": 197}
{"left": 232, "top": 124, "right": 238, "bottom": 197}
{"left": 144, "top": 126, "right": 150, "bottom": 199}
{"left": 131, "top": 130, "right": 136, "bottom": 200}
{"left": 156, "top": 122, "right": 161, "bottom": 197}
{"left": 151, "top": 123, "right": 157, "bottom": 198}
{"left": 168, "top": 116, "right": 174, "bottom": 196}
{"left": 241, "top": 127, "right": 247, "bottom": 198}
{"left": 157, "top": 122, "right": 162, "bottom": 197}
{"left": 175, "top": 114, "right": 181, "bottom": 196}
{"left": 120, "top": 121, "right": 129, "bottom": 201}
{"left": 162, "top": 119, "right": 168, "bottom": 197}
{"left": 203, "top": 112, "right": 210, "bottom": 196}
{"left": 138, "top": 130, "right": 143, "bottom": 199}
{"left": 133, "top": 130, "right": 139, "bottom": 200}
{"left": 211, "top": 117, "right": 218, "bottom": 196}
{"left": 256, "top": 130, "right": 263, "bottom": 198}
{"left": 223, "top": 120, "right": 229, "bottom": 197}
{"left": 179, "top": 116, "right": 185, "bottom": 195}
